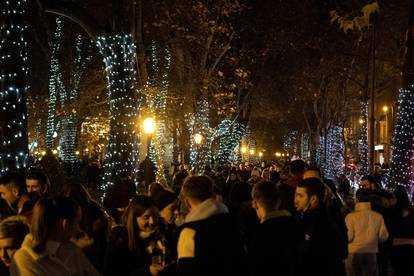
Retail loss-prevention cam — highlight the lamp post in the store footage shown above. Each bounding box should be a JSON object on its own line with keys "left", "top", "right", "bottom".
{"left": 194, "top": 133, "right": 203, "bottom": 172}
{"left": 143, "top": 117, "right": 156, "bottom": 157}
{"left": 382, "top": 105, "right": 394, "bottom": 163}
{"left": 241, "top": 146, "right": 247, "bottom": 162}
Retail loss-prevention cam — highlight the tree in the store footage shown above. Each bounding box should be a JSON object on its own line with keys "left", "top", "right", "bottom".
{"left": 389, "top": 0, "right": 414, "bottom": 189}
{"left": 38, "top": 0, "right": 144, "bottom": 186}
{"left": 0, "top": 0, "right": 29, "bottom": 172}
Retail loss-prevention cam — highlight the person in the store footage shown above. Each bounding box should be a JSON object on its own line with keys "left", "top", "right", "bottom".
{"left": 10, "top": 196, "right": 100, "bottom": 276}
{"left": 250, "top": 181, "right": 303, "bottom": 276}
{"left": 279, "top": 159, "right": 306, "bottom": 213}
{"left": 25, "top": 171, "right": 49, "bottom": 196}
{"left": 104, "top": 195, "right": 168, "bottom": 276}
{"left": 103, "top": 174, "right": 136, "bottom": 223}
{"left": 151, "top": 187, "right": 180, "bottom": 275}
{"left": 0, "top": 172, "right": 27, "bottom": 214}
{"left": 360, "top": 175, "right": 395, "bottom": 276}
{"left": 172, "top": 165, "right": 188, "bottom": 194}
{"left": 295, "top": 178, "right": 346, "bottom": 275}
{"left": 345, "top": 189, "right": 389, "bottom": 276}
{"left": 64, "top": 183, "right": 110, "bottom": 273}
{"left": 389, "top": 185, "right": 414, "bottom": 276}
{"left": 177, "top": 175, "right": 248, "bottom": 276}
{"left": 247, "top": 167, "right": 262, "bottom": 186}
{"left": 0, "top": 216, "right": 29, "bottom": 274}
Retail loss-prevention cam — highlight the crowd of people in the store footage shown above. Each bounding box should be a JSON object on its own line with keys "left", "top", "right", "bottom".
{"left": 0, "top": 158, "right": 412, "bottom": 276}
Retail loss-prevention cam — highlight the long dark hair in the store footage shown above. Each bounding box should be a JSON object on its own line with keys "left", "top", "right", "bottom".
{"left": 121, "top": 195, "right": 156, "bottom": 252}
{"left": 31, "top": 196, "right": 79, "bottom": 253}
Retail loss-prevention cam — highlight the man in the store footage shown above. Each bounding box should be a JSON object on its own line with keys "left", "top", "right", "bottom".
{"left": 177, "top": 175, "right": 248, "bottom": 276}
{"left": 295, "top": 178, "right": 346, "bottom": 276}
{"left": 26, "top": 171, "right": 49, "bottom": 196}
{"left": 0, "top": 172, "right": 26, "bottom": 214}
{"left": 250, "top": 181, "right": 303, "bottom": 276}
{"left": 279, "top": 159, "right": 306, "bottom": 212}
{"left": 0, "top": 216, "right": 29, "bottom": 273}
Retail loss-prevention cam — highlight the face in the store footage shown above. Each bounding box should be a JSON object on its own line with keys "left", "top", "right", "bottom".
{"left": 26, "top": 179, "right": 44, "bottom": 194}
{"left": 159, "top": 202, "right": 178, "bottom": 224}
{"left": 0, "top": 238, "right": 17, "bottom": 267}
{"left": 230, "top": 173, "right": 237, "bottom": 181}
{"left": 295, "top": 187, "right": 312, "bottom": 212}
{"left": 0, "top": 185, "right": 19, "bottom": 206}
{"left": 252, "top": 199, "right": 265, "bottom": 221}
{"left": 136, "top": 207, "right": 158, "bottom": 232}
{"left": 360, "top": 180, "right": 372, "bottom": 190}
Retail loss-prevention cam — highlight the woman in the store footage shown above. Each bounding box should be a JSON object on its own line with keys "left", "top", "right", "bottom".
{"left": 10, "top": 196, "right": 100, "bottom": 276}
{"left": 104, "top": 195, "right": 169, "bottom": 276}
{"left": 64, "top": 183, "right": 110, "bottom": 273}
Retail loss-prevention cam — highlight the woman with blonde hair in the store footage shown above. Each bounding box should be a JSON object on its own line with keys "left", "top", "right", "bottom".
{"left": 11, "top": 196, "right": 100, "bottom": 276}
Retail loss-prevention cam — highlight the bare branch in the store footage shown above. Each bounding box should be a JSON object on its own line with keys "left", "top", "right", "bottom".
{"left": 40, "top": 0, "right": 103, "bottom": 40}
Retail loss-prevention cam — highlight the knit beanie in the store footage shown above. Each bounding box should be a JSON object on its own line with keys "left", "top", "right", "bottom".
{"left": 151, "top": 188, "right": 177, "bottom": 211}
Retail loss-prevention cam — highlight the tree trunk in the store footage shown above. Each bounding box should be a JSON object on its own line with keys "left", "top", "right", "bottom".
{"left": 0, "top": 0, "right": 29, "bottom": 172}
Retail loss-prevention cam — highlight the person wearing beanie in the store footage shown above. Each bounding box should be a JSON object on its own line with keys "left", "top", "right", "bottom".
{"left": 151, "top": 187, "right": 180, "bottom": 275}
{"left": 151, "top": 188, "right": 179, "bottom": 225}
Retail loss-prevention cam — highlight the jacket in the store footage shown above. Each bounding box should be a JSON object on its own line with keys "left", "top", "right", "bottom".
{"left": 10, "top": 234, "right": 101, "bottom": 276}
{"left": 177, "top": 198, "right": 248, "bottom": 276}
{"left": 345, "top": 202, "right": 389, "bottom": 253}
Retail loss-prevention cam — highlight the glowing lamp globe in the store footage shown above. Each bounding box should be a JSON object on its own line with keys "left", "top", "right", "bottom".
{"left": 143, "top": 118, "right": 156, "bottom": 134}
{"left": 194, "top": 133, "right": 203, "bottom": 144}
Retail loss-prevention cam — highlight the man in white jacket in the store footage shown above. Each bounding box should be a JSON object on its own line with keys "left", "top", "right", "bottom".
{"left": 345, "top": 189, "right": 389, "bottom": 276}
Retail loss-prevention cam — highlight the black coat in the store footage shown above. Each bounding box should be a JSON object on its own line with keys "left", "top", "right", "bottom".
{"left": 250, "top": 214, "right": 303, "bottom": 276}
{"left": 177, "top": 213, "right": 249, "bottom": 276}
{"left": 297, "top": 207, "right": 346, "bottom": 276}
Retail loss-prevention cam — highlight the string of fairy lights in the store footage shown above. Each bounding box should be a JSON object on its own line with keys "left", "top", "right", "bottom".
{"left": 214, "top": 119, "right": 245, "bottom": 164}
{"left": 0, "top": 0, "right": 29, "bottom": 172}
{"left": 96, "top": 34, "right": 140, "bottom": 188}
{"left": 358, "top": 101, "right": 369, "bottom": 175}
{"left": 188, "top": 98, "right": 213, "bottom": 172}
{"left": 147, "top": 42, "right": 171, "bottom": 182}
{"left": 46, "top": 18, "right": 63, "bottom": 149}
{"left": 59, "top": 35, "right": 89, "bottom": 162}
{"left": 316, "top": 126, "right": 344, "bottom": 178}
{"left": 389, "top": 85, "right": 414, "bottom": 188}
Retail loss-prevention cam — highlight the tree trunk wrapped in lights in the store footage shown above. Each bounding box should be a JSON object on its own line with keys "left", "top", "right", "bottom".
{"left": 358, "top": 101, "right": 369, "bottom": 175}
{"left": 389, "top": 2, "right": 414, "bottom": 189}
{"left": 59, "top": 35, "right": 89, "bottom": 163}
{"left": 214, "top": 119, "right": 245, "bottom": 165}
{"left": 0, "top": 0, "right": 29, "bottom": 172}
{"left": 97, "top": 34, "right": 140, "bottom": 187}
{"left": 147, "top": 42, "right": 171, "bottom": 182}
{"left": 46, "top": 18, "right": 63, "bottom": 150}
{"left": 316, "top": 126, "right": 345, "bottom": 179}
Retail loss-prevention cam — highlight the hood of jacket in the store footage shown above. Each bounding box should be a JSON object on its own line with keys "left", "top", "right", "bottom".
{"left": 185, "top": 198, "right": 228, "bottom": 223}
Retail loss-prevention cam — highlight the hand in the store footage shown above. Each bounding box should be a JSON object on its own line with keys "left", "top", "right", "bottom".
{"left": 149, "top": 263, "right": 164, "bottom": 276}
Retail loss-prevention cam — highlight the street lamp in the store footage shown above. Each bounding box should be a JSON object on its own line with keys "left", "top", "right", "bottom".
{"left": 249, "top": 149, "right": 255, "bottom": 155}
{"left": 241, "top": 146, "right": 248, "bottom": 162}
{"left": 143, "top": 117, "right": 156, "bottom": 156}
{"left": 194, "top": 133, "right": 203, "bottom": 145}
{"left": 359, "top": 118, "right": 365, "bottom": 125}
{"left": 194, "top": 133, "right": 203, "bottom": 172}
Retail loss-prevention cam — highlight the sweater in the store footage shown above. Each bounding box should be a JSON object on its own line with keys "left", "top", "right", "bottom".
{"left": 10, "top": 234, "right": 101, "bottom": 276}
{"left": 345, "top": 202, "right": 389, "bottom": 253}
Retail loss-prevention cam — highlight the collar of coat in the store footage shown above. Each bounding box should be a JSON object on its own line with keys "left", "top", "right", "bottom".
{"left": 261, "top": 209, "right": 291, "bottom": 223}
{"left": 355, "top": 202, "right": 372, "bottom": 212}
{"left": 185, "top": 198, "right": 228, "bottom": 223}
